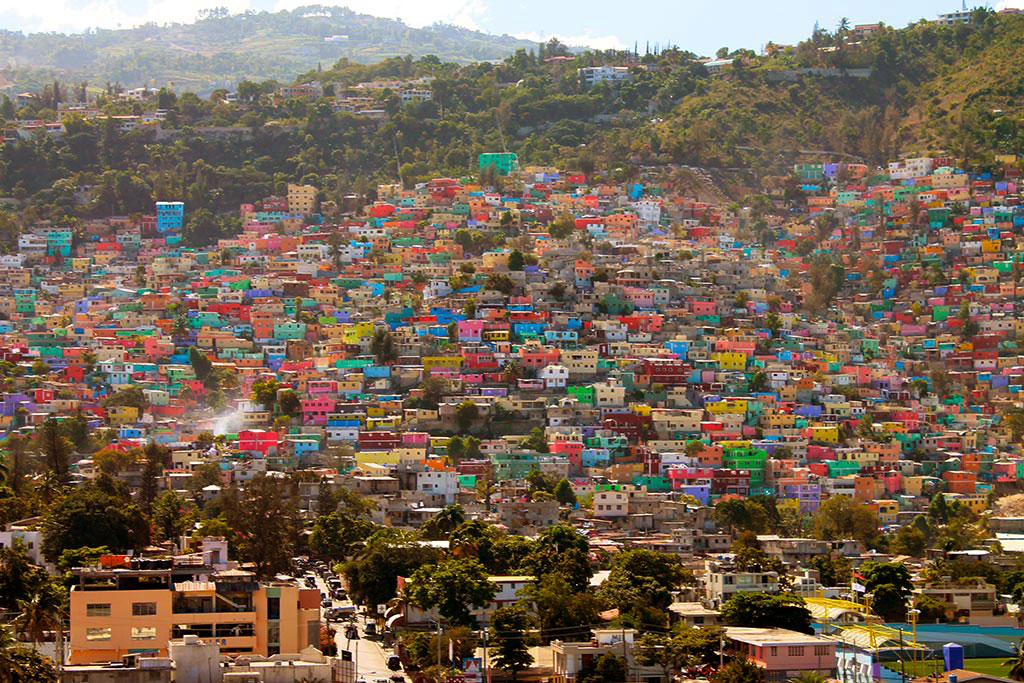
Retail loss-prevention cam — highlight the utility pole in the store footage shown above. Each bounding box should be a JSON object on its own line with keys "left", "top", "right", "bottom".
{"left": 437, "top": 620, "right": 443, "bottom": 681}
{"left": 898, "top": 628, "right": 906, "bottom": 683}
{"left": 482, "top": 616, "right": 490, "bottom": 683}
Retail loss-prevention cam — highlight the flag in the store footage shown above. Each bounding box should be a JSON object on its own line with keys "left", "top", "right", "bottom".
{"left": 853, "top": 572, "right": 866, "bottom": 580}
{"left": 852, "top": 582, "right": 866, "bottom": 593}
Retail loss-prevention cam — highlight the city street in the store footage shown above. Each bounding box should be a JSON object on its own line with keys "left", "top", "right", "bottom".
{"left": 315, "top": 573, "right": 394, "bottom": 680}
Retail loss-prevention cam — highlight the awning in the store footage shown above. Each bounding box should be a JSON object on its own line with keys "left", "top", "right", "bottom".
{"left": 386, "top": 614, "right": 405, "bottom": 629}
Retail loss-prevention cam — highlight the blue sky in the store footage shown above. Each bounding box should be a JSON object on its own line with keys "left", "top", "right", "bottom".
{"left": 2, "top": 0, "right": 1021, "bottom": 56}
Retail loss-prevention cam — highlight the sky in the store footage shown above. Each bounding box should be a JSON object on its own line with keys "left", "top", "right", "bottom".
{"left": 2, "top": 0, "right": 1024, "bottom": 56}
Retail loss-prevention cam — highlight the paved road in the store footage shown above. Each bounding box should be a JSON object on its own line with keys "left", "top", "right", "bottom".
{"left": 313, "top": 573, "right": 394, "bottom": 681}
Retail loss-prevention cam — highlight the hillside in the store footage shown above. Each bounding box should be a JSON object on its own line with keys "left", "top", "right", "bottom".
{"left": 5, "top": 10, "right": 1024, "bottom": 223}
{"left": 0, "top": 5, "right": 539, "bottom": 95}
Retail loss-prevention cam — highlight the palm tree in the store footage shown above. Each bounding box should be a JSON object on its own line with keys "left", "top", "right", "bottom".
{"left": 16, "top": 582, "right": 65, "bottom": 671}
{"left": 789, "top": 672, "right": 829, "bottom": 683}
{"left": 0, "top": 626, "right": 27, "bottom": 683}
{"left": 1005, "top": 640, "right": 1024, "bottom": 682}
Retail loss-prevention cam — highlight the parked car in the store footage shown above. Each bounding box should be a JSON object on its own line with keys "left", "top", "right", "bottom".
{"left": 387, "top": 656, "right": 402, "bottom": 671}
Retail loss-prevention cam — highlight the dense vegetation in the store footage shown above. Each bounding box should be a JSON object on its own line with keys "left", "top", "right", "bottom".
{"left": 0, "top": 6, "right": 537, "bottom": 94}
{"left": 4, "top": 10, "right": 1024, "bottom": 244}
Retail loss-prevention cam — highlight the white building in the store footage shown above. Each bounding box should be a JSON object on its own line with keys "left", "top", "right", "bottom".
{"left": 416, "top": 469, "right": 459, "bottom": 504}
{"left": 578, "top": 66, "right": 632, "bottom": 87}
{"left": 538, "top": 363, "right": 569, "bottom": 389}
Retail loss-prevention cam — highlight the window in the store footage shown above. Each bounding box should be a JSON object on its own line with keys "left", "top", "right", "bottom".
{"left": 86, "top": 604, "right": 111, "bottom": 617}
{"left": 814, "top": 645, "right": 830, "bottom": 656}
{"left": 132, "top": 602, "right": 157, "bottom": 616}
{"left": 86, "top": 627, "right": 112, "bottom": 641}
{"left": 131, "top": 626, "right": 156, "bottom": 640}
{"left": 788, "top": 646, "right": 805, "bottom": 657}
{"left": 770, "top": 647, "right": 777, "bottom": 656}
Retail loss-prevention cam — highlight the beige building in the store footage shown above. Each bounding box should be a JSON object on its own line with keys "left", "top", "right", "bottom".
{"left": 68, "top": 547, "right": 320, "bottom": 664}
{"left": 287, "top": 184, "right": 318, "bottom": 217}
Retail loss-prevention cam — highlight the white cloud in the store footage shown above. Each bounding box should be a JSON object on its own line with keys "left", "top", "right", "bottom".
{"left": 273, "top": 0, "right": 489, "bottom": 31}
{"left": 0, "top": 0, "right": 252, "bottom": 33}
{"left": 513, "top": 30, "right": 626, "bottom": 51}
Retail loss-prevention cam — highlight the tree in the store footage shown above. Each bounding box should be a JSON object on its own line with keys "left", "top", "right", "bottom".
{"left": 553, "top": 478, "right": 577, "bottom": 506}
{"left": 765, "top": 312, "right": 783, "bottom": 338}
{"left": 139, "top": 440, "right": 169, "bottom": 511}
{"left": 810, "top": 496, "right": 879, "bottom": 545}
{"left": 153, "top": 490, "right": 193, "bottom": 542}
{"left": 342, "top": 530, "right": 441, "bottom": 609}
{"left": 309, "top": 510, "right": 375, "bottom": 560}
{"left": 720, "top": 592, "right": 813, "bottom": 634}
{"left": 222, "top": 476, "right": 298, "bottom": 580}
{"left": 0, "top": 543, "right": 49, "bottom": 612}
{"left": 0, "top": 625, "right": 56, "bottom": 683}
{"left": 420, "top": 504, "right": 466, "bottom": 541}
{"left": 406, "top": 557, "right": 497, "bottom": 626}
{"left": 41, "top": 482, "right": 149, "bottom": 563}
{"left": 485, "top": 273, "right": 516, "bottom": 295}
{"left": 860, "top": 561, "right": 913, "bottom": 622}
{"left": 889, "top": 525, "right": 927, "bottom": 557}
{"left": 507, "top": 249, "right": 525, "bottom": 271}
{"left": 807, "top": 554, "right": 851, "bottom": 587}
{"left": 490, "top": 605, "right": 534, "bottom": 681}
{"left": 250, "top": 378, "right": 280, "bottom": 410}
{"left": 521, "top": 572, "right": 601, "bottom": 643}
{"left": 278, "top": 390, "right": 301, "bottom": 417}
{"left": 16, "top": 581, "right": 64, "bottom": 654}
{"left": 371, "top": 328, "right": 399, "bottom": 365}
{"left": 710, "top": 657, "right": 765, "bottom": 683}
{"left": 714, "top": 499, "right": 769, "bottom": 534}
{"left": 1005, "top": 640, "right": 1024, "bottom": 682}
{"left": 577, "top": 653, "right": 626, "bottom": 683}
{"left": 103, "top": 386, "right": 149, "bottom": 410}
{"left": 188, "top": 346, "right": 213, "bottom": 383}
{"left": 599, "top": 549, "right": 691, "bottom": 624}
{"left": 37, "top": 417, "right": 70, "bottom": 484}
{"left": 455, "top": 401, "right": 480, "bottom": 434}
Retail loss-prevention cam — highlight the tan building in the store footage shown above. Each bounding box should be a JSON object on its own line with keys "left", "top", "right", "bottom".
{"left": 68, "top": 550, "right": 320, "bottom": 664}
{"left": 287, "top": 184, "right": 318, "bottom": 217}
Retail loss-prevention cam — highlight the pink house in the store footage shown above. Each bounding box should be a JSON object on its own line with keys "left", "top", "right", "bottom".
{"left": 238, "top": 429, "right": 280, "bottom": 456}
{"left": 457, "top": 319, "right": 484, "bottom": 342}
{"left": 725, "top": 627, "right": 835, "bottom": 678}
{"left": 301, "top": 398, "right": 335, "bottom": 426}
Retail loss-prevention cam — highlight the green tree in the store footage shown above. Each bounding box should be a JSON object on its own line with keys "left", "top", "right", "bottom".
{"left": 553, "top": 478, "right": 577, "bottom": 506}
{"left": 342, "top": 530, "right": 441, "bottom": 609}
{"left": 188, "top": 346, "right": 213, "bottom": 383}
{"left": 250, "top": 378, "right": 280, "bottom": 410}
{"left": 420, "top": 504, "right": 466, "bottom": 541}
{"left": 720, "top": 592, "right": 813, "bottom": 634}
{"left": 309, "top": 510, "right": 375, "bottom": 560}
{"left": 810, "top": 495, "right": 879, "bottom": 545}
{"left": 889, "top": 525, "right": 927, "bottom": 557}
{"left": 577, "top": 653, "right": 626, "bottom": 683}
{"left": 0, "top": 625, "right": 56, "bottom": 683}
{"left": 0, "top": 543, "right": 49, "bottom": 612}
{"left": 711, "top": 657, "right": 765, "bottom": 683}
{"left": 599, "top": 549, "right": 691, "bottom": 624}
{"left": 278, "top": 389, "right": 301, "bottom": 417}
{"left": 406, "top": 557, "right": 498, "bottom": 626}
{"left": 490, "top": 605, "right": 534, "bottom": 681}
{"left": 41, "top": 482, "right": 149, "bottom": 562}
{"left": 222, "top": 476, "right": 298, "bottom": 579}
{"left": 15, "top": 581, "right": 65, "bottom": 656}
{"left": 153, "top": 490, "right": 193, "bottom": 542}
{"left": 521, "top": 572, "right": 601, "bottom": 643}
{"left": 37, "top": 417, "right": 71, "bottom": 484}
{"left": 860, "top": 561, "right": 913, "bottom": 622}
{"left": 507, "top": 249, "right": 525, "bottom": 271}
{"left": 1005, "top": 640, "right": 1024, "bottom": 682}
{"left": 455, "top": 400, "right": 480, "bottom": 433}
{"left": 371, "top": 328, "right": 399, "bottom": 365}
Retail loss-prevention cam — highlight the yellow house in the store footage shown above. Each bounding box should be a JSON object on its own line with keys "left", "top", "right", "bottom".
{"left": 106, "top": 405, "right": 140, "bottom": 426}
{"left": 706, "top": 399, "right": 748, "bottom": 416}
{"left": 809, "top": 425, "right": 839, "bottom": 443}
{"left": 423, "top": 357, "right": 464, "bottom": 372}
{"left": 711, "top": 351, "right": 747, "bottom": 372}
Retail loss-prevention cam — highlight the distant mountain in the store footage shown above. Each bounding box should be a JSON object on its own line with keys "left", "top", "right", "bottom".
{"left": 0, "top": 5, "right": 540, "bottom": 95}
